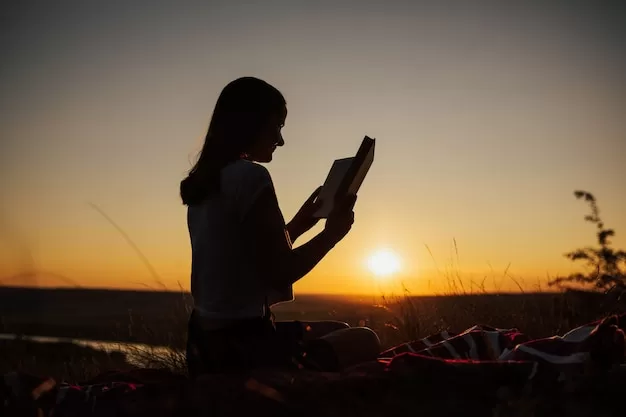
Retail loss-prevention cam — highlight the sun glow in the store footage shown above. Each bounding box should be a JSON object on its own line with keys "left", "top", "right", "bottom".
{"left": 366, "top": 249, "right": 402, "bottom": 278}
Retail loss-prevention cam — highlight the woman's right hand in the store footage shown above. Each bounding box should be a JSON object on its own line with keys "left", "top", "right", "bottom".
{"left": 323, "top": 194, "right": 357, "bottom": 244}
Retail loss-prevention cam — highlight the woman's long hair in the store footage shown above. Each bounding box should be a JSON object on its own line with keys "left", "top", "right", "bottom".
{"left": 180, "top": 77, "right": 286, "bottom": 206}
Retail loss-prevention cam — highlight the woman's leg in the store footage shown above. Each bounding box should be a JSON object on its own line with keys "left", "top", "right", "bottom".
{"left": 274, "top": 320, "right": 350, "bottom": 342}
{"left": 187, "top": 313, "right": 296, "bottom": 377}
{"left": 274, "top": 323, "right": 380, "bottom": 372}
{"left": 301, "top": 320, "right": 351, "bottom": 340}
{"left": 272, "top": 320, "right": 352, "bottom": 371}
{"left": 317, "top": 327, "right": 381, "bottom": 370}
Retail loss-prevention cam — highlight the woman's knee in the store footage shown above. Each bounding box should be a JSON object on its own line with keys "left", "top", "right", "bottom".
{"left": 343, "top": 327, "right": 381, "bottom": 353}
{"left": 320, "top": 327, "right": 381, "bottom": 369}
{"left": 299, "top": 320, "right": 350, "bottom": 340}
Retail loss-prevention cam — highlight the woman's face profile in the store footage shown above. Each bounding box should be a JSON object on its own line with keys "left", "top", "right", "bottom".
{"left": 247, "top": 104, "right": 287, "bottom": 163}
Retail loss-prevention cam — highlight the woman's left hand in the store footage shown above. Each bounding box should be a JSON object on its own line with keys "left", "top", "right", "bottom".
{"left": 287, "top": 186, "right": 323, "bottom": 242}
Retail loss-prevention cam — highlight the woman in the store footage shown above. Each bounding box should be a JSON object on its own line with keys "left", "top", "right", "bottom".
{"left": 181, "top": 77, "right": 380, "bottom": 378}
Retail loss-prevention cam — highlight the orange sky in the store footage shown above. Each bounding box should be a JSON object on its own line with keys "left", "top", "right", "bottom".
{"left": 1, "top": 1, "right": 625, "bottom": 295}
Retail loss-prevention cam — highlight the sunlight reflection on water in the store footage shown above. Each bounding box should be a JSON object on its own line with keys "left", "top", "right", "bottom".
{"left": 0, "top": 333, "right": 176, "bottom": 366}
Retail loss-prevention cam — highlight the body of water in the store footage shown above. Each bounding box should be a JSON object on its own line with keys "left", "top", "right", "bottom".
{"left": 0, "top": 333, "right": 177, "bottom": 367}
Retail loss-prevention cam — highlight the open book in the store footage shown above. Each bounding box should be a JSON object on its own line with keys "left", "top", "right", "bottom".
{"left": 314, "top": 136, "right": 375, "bottom": 218}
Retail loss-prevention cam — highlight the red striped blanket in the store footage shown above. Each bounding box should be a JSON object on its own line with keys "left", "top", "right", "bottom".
{"left": 3, "top": 314, "right": 625, "bottom": 416}
{"left": 380, "top": 314, "right": 625, "bottom": 369}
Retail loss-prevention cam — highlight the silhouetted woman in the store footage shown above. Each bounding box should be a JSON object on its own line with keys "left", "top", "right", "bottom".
{"left": 181, "top": 77, "right": 380, "bottom": 378}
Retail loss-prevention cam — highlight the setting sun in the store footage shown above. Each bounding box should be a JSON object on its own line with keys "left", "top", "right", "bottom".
{"left": 366, "top": 249, "right": 402, "bottom": 278}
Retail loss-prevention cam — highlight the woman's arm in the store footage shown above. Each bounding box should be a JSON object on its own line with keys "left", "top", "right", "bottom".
{"left": 285, "top": 186, "right": 323, "bottom": 243}
{"left": 242, "top": 185, "right": 354, "bottom": 291}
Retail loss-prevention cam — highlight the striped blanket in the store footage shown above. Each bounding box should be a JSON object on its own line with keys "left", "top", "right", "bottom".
{"left": 380, "top": 314, "right": 625, "bottom": 370}
{"left": 3, "top": 314, "right": 625, "bottom": 416}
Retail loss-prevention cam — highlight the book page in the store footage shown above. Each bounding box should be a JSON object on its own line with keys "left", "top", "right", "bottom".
{"left": 314, "top": 157, "right": 354, "bottom": 218}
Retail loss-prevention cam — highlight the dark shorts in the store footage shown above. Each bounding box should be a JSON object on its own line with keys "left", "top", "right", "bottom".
{"left": 185, "top": 311, "right": 338, "bottom": 378}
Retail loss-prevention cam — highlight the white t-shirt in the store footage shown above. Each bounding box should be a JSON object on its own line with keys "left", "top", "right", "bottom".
{"left": 187, "top": 159, "right": 294, "bottom": 320}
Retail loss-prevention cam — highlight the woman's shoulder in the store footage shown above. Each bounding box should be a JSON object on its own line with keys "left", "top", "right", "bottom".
{"left": 221, "top": 159, "right": 274, "bottom": 198}
{"left": 223, "top": 159, "right": 272, "bottom": 184}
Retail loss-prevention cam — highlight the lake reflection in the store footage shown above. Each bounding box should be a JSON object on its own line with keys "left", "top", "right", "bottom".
{"left": 0, "top": 333, "right": 178, "bottom": 366}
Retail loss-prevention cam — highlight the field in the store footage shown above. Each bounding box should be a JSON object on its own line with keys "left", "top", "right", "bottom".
{"left": 1, "top": 285, "right": 620, "bottom": 382}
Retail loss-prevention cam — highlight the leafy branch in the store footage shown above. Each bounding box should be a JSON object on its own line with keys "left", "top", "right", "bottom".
{"left": 549, "top": 191, "right": 626, "bottom": 291}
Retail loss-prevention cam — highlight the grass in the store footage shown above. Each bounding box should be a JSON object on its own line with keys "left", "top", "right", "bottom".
{"left": 0, "top": 338, "right": 132, "bottom": 382}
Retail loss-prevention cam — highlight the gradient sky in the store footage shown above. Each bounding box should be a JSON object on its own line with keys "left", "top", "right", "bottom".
{"left": 1, "top": 0, "right": 625, "bottom": 295}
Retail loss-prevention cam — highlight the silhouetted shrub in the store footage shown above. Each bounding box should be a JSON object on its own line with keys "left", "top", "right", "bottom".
{"left": 549, "top": 191, "right": 626, "bottom": 292}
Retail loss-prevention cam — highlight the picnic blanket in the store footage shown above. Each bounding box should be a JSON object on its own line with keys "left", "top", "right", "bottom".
{"left": 3, "top": 314, "right": 626, "bottom": 417}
